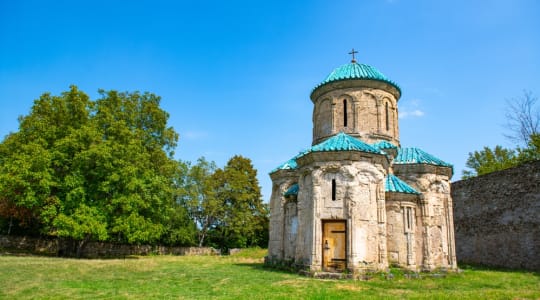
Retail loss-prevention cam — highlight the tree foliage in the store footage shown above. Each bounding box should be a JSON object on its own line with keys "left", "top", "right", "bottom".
{"left": 208, "top": 155, "right": 268, "bottom": 250}
{"left": 177, "top": 158, "right": 221, "bottom": 247}
{"left": 0, "top": 86, "right": 269, "bottom": 252}
{"left": 177, "top": 156, "right": 269, "bottom": 250}
{"left": 0, "top": 86, "right": 195, "bottom": 248}
{"left": 462, "top": 146, "right": 518, "bottom": 179}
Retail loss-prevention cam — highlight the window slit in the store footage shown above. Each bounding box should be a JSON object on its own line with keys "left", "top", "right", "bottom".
{"left": 385, "top": 102, "right": 390, "bottom": 131}
{"left": 331, "top": 179, "right": 336, "bottom": 201}
{"left": 343, "top": 99, "right": 348, "bottom": 127}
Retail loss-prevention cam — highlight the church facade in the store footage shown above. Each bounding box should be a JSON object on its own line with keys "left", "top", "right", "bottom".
{"left": 266, "top": 55, "right": 457, "bottom": 275}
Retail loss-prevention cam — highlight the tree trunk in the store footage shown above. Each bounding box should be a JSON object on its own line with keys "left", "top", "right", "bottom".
{"left": 198, "top": 227, "right": 207, "bottom": 247}
{"left": 76, "top": 235, "right": 90, "bottom": 258}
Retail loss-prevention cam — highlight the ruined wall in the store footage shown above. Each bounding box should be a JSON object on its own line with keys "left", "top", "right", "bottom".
{"left": 452, "top": 160, "right": 540, "bottom": 270}
{"left": 0, "top": 235, "right": 219, "bottom": 258}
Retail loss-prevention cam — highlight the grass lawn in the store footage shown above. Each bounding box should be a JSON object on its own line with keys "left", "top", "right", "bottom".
{"left": 0, "top": 249, "right": 538, "bottom": 299}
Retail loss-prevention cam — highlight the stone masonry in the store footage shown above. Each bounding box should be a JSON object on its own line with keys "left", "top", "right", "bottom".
{"left": 452, "top": 160, "right": 540, "bottom": 271}
{"left": 266, "top": 57, "right": 457, "bottom": 276}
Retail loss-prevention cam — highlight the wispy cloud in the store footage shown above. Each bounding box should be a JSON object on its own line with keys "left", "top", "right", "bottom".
{"left": 400, "top": 109, "right": 425, "bottom": 119}
{"left": 399, "top": 99, "right": 425, "bottom": 119}
{"left": 182, "top": 130, "right": 209, "bottom": 140}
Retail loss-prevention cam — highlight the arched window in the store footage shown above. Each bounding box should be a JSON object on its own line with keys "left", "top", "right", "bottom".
{"left": 343, "top": 99, "right": 348, "bottom": 127}
{"left": 331, "top": 179, "right": 336, "bottom": 201}
{"left": 385, "top": 102, "right": 390, "bottom": 131}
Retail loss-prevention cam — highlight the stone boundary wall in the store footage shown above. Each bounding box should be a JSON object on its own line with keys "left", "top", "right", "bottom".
{"left": 0, "top": 235, "right": 220, "bottom": 258}
{"left": 452, "top": 160, "right": 540, "bottom": 271}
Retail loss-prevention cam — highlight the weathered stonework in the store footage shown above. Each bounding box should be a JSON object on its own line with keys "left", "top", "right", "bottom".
{"left": 0, "top": 235, "right": 220, "bottom": 257}
{"left": 452, "top": 160, "right": 540, "bottom": 271}
{"left": 312, "top": 85, "right": 400, "bottom": 146}
{"left": 267, "top": 59, "right": 457, "bottom": 275}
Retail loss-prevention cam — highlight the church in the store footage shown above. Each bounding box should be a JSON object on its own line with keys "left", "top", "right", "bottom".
{"left": 266, "top": 52, "right": 457, "bottom": 275}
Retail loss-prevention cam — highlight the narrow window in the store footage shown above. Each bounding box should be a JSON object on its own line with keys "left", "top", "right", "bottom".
{"left": 343, "top": 99, "right": 348, "bottom": 127}
{"left": 405, "top": 207, "right": 413, "bottom": 231}
{"left": 385, "top": 102, "right": 390, "bottom": 131}
{"left": 331, "top": 179, "right": 336, "bottom": 201}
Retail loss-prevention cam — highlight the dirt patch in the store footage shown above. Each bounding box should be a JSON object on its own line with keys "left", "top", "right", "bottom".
{"left": 335, "top": 283, "right": 366, "bottom": 291}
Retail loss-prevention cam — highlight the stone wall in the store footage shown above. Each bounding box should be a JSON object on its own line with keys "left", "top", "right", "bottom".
{"left": 0, "top": 235, "right": 219, "bottom": 258}
{"left": 452, "top": 160, "right": 540, "bottom": 270}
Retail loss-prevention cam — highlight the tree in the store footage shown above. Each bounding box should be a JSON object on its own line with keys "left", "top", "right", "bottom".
{"left": 516, "top": 133, "right": 540, "bottom": 163}
{"left": 504, "top": 90, "right": 539, "bottom": 146}
{"left": 208, "top": 155, "right": 268, "bottom": 250}
{"left": 0, "top": 86, "right": 195, "bottom": 250}
{"left": 0, "top": 86, "right": 91, "bottom": 235}
{"left": 176, "top": 158, "right": 222, "bottom": 247}
{"left": 53, "top": 204, "right": 108, "bottom": 257}
{"left": 462, "top": 146, "right": 518, "bottom": 179}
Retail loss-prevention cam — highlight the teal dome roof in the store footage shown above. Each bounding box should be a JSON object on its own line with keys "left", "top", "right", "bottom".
{"left": 307, "top": 132, "right": 383, "bottom": 155}
{"left": 394, "top": 147, "right": 452, "bottom": 168}
{"left": 385, "top": 174, "right": 420, "bottom": 195}
{"left": 312, "top": 62, "right": 401, "bottom": 95}
{"left": 270, "top": 133, "right": 385, "bottom": 174}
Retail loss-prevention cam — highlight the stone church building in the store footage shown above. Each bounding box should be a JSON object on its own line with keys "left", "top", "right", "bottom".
{"left": 267, "top": 54, "right": 457, "bottom": 274}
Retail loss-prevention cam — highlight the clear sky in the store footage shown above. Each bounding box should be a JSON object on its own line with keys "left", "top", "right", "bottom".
{"left": 1, "top": 0, "right": 539, "bottom": 201}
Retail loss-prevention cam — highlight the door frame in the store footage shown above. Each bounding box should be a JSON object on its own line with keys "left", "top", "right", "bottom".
{"left": 321, "top": 219, "right": 348, "bottom": 272}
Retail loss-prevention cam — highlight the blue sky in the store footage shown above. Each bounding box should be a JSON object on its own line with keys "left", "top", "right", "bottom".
{"left": 1, "top": 0, "right": 539, "bottom": 201}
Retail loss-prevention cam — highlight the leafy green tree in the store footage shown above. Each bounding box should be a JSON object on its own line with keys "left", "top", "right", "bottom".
{"left": 0, "top": 87, "right": 91, "bottom": 235}
{"left": 54, "top": 204, "right": 108, "bottom": 257}
{"left": 209, "top": 155, "right": 268, "bottom": 250}
{"left": 462, "top": 146, "right": 518, "bottom": 178}
{"left": 162, "top": 201, "right": 197, "bottom": 246}
{"left": 175, "top": 158, "right": 220, "bottom": 246}
{"left": 516, "top": 133, "right": 540, "bottom": 163}
{"left": 0, "top": 86, "right": 196, "bottom": 250}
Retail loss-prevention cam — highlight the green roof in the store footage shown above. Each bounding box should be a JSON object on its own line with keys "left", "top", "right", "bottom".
{"left": 271, "top": 155, "right": 300, "bottom": 173}
{"left": 270, "top": 133, "right": 385, "bottom": 174}
{"left": 284, "top": 183, "right": 299, "bottom": 197}
{"left": 313, "top": 62, "right": 401, "bottom": 95}
{"left": 394, "top": 147, "right": 452, "bottom": 168}
{"left": 372, "top": 140, "right": 398, "bottom": 150}
{"left": 307, "top": 132, "right": 384, "bottom": 154}
{"left": 385, "top": 174, "right": 420, "bottom": 195}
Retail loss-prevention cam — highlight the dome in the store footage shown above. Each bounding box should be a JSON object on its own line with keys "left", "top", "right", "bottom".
{"left": 312, "top": 62, "right": 401, "bottom": 96}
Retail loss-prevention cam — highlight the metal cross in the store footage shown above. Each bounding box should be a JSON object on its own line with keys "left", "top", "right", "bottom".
{"left": 349, "top": 48, "right": 358, "bottom": 63}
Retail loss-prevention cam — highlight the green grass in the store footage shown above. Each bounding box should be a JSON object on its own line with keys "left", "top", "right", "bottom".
{"left": 0, "top": 250, "right": 538, "bottom": 299}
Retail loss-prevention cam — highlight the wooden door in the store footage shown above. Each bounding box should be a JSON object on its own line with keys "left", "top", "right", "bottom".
{"left": 322, "top": 220, "right": 347, "bottom": 272}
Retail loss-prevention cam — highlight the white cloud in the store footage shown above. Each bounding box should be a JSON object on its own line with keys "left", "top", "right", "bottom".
{"left": 400, "top": 109, "right": 425, "bottom": 119}
{"left": 182, "top": 130, "right": 208, "bottom": 140}
{"left": 399, "top": 99, "right": 425, "bottom": 119}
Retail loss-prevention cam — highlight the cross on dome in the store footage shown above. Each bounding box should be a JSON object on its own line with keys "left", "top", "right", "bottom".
{"left": 349, "top": 48, "right": 358, "bottom": 63}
